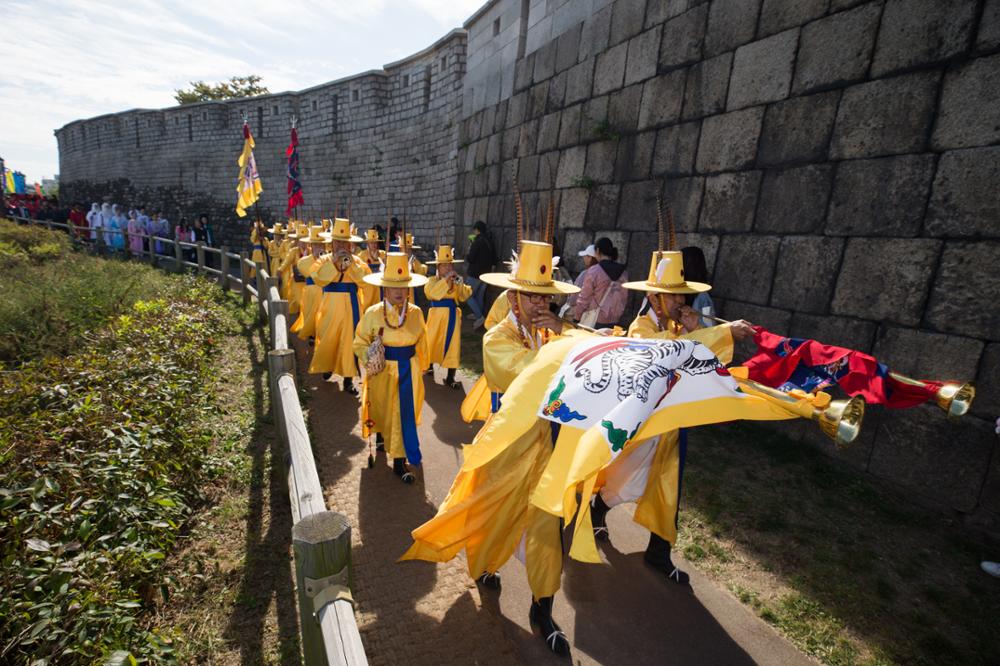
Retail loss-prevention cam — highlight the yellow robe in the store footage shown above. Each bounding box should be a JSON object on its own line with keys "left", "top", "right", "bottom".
{"left": 602, "top": 311, "right": 735, "bottom": 545}
{"left": 309, "top": 256, "right": 371, "bottom": 376}
{"left": 290, "top": 254, "right": 323, "bottom": 339}
{"left": 357, "top": 248, "right": 385, "bottom": 308}
{"left": 484, "top": 290, "right": 510, "bottom": 329}
{"left": 278, "top": 245, "right": 302, "bottom": 313}
{"left": 250, "top": 227, "right": 266, "bottom": 276}
{"left": 424, "top": 276, "right": 472, "bottom": 368}
{"left": 404, "top": 317, "right": 575, "bottom": 598}
{"left": 354, "top": 302, "right": 429, "bottom": 462}
{"left": 268, "top": 238, "right": 285, "bottom": 277}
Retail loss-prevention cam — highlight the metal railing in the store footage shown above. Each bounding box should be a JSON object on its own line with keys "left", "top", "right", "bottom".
{"left": 8, "top": 215, "right": 367, "bottom": 666}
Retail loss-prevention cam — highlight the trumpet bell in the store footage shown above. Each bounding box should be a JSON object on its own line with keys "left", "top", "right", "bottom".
{"left": 935, "top": 382, "right": 975, "bottom": 418}
{"left": 814, "top": 396, "right": 865, "bottom": 448}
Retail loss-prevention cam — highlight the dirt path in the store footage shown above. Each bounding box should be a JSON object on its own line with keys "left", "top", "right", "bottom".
{"left": 297, "top": 338, "right": 814, "bottom": 665}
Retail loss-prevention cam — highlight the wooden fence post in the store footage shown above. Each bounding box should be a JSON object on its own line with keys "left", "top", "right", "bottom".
{"left": 219, "top": 246, "right": 230, "bottom": 290}
{"left": 292, "top": 511, "right": 353, "bottom": 666}
{"left": 196, "top": 242, "right": 206, "bottom": 274}
{"left": 174, "top": 238, "right": 184, "bottom": 272}
{"left": 267, "top": 348, "right": 295, "bottom": 440}
{"left": 255, "top": 262, "right": 267, "bottom": 320}
{"left": 240, "top": 252, "right": 250, "bottom": 306}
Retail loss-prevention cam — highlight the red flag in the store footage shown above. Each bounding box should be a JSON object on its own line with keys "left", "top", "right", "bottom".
{"left": 285, "top": 128, "right": 304, "bottom": 216}
{"left": 743, "top": 327, "right": 942, "bottom": 409}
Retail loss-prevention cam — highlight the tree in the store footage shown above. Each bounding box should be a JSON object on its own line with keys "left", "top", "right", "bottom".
{"left": 174, "top": 75, "right": 269, "bottom": 105}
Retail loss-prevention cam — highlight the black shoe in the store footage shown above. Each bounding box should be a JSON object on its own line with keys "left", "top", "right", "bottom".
{"left": 308, "top": 336, "right": 315, "bottom": 347}
{"left": 445, "top": 370, "right": 461, "bottom": 389}
{"left": 644, "top": 533, "right": 689, "bottom": 585}
{"left": 343, "top": 378, "right": 359, "bottom": 396}
{"left": 591, "top": 493, "right": 611, "bottom": 542}
{"left": 529, "top": 597, "right": 570, "bottom": 656}
{"left": 393, "top": 458, "right": 415, "bottom": 484}
{"left": 375, "top": 432, "right": 385, "bottom": 452}
{"left": 322, "top": 372, "right": 332, "bottom": 381}
{"left": 476, "top": 571, "right": 502, "bottom": 590}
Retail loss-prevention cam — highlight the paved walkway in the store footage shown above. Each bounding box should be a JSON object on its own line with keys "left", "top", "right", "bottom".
{"left": 295, "top": 337, "right": 815, "bottom": 666}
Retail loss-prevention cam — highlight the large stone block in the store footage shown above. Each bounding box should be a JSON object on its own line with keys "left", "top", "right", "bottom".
{"left": 559, "top": 187, "right": 590, "bottom": 229}
{"left": 646, "top": 0, "right": 692, "bottom": 28}
{"left": 871, "top": 0, "right": 978, "bottom": 77}
{"left": 713, "top": 235, "right": 782, "bottom": 305}
{"left": 674, "top": 231, "right": 722, "bottom": 278}
{"left": 555, "top": 23, "right": 583, "bottom": 73}
{"left": 615, "top": 130, "right": 656, "bottom": 181}
{"left": 830, "top": 71, "right": 940, "bottom": 160}
{"left": 518, "top": 120, "right": 539, "bottom": 158}
{"left": 659, "top": 3, "right": 709, "bottom": 69}
{"left": 617, "top": 180, "right": 661, "bottom": 230}
{"left": 594, "top": 41, "right": 629, "bottom": 96}
{"left": 625, "top": 26, "right": 663, "bottom": 86}
{"left": 547, "top": 71, "right": 568, "bottom": 113}
{"left": 695, "top": 106, "right": 765, "bottom": 173}
{"left": 566, "top": 58, "right": 596, "bottom": 105}
{"left": 537, "top": 112, "right": 562, "bottom": 153}
{"left": 789, "top": 313, "right": 879, "bottom": 352}
{"left": 662, "top": 176, "right": 705, "bottom": 232}
{"left": 979, "top": 0, "right": 1000, "bottom": 52}
{"left": 609, "top": 83, "right": 644, "bottom": 132}
{"left": 755, "top": 164, "right": 833, "bottom": 234}
{"left": 976, "top": 437, "right": 1000, "bottom": 521}
{"left": 555, "top": 145, "right": 587, "bottom": 188}
{"left": 580, "top": 2, "right": 614, "bottom": 61}
{"left": 652, "top": 120, "right": 701, "bottom": 175}
{"left": 527, "top": 81, "right": 550, "bottom": 120}
{"left": 610, "top": 0, "right": 649, "bottom": 45}
{"left": 506, "top": 91, "right": 528, "bottom": 128}
{"left": 831, "top": 238, "right": 942, "bottom": 326}
{"left": 727, "top": 28, "right": 799, "bottom": 111}
{"left": 536, "top": 151, "right": 561, "bottom": 190}
{"left": 585, "top": 139, "right": 619, "bottom": 184}
{"left": 868, "top": 407, "right": 995, "bottom": 512}
{"left": 558, "top": 103, "right": 582, "bottom": 147}
{"left": 926, "top": 146, "right": 1000, "bottom": 238}
{"left": 924, "top": 241, "right": 1000, "bottom": 341}
{"left": 770, "top": 236, "right": 844, "bottom": 313}
{"left": 872, "top": 325, "right": 984, "bottom": 380}
{"left": 826, "top": 154, "right": 936, "bottom": 237}
{"left": 705, "top": 0, "right": 762, "bottom": 58}
{"left": 585, "top": 184, "right": 622, "bottom": 229}
{"left": 757, "top": 0, "right": 828, "bottom": 37}
{"left": 682, "top": 52, "right": 732, "bottom": 120}
{"left": 533, "top": 41, "right": 557, "bottom": 83}
{"left": 698, "top": 171, "right": 762, "bottom": 233}
{"left": 792, "top": 2, "right": 881, "bottom": 95}
{"left": 719, "top": 299, "right": 792, "bottom": 336}
{"left": 932, "top": 53, "right": 1000, "bottom": 151}
{"left": 637, "top": 69, "right": 687, "bottom": 130}
{"left": 975, "top": 343, "right": 1000, "bottom": 419}
{"left": 757, "top": 90, "right": 839, "bottom": 166}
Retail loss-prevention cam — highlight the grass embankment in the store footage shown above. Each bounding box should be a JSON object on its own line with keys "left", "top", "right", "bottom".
{"left": 0, "top": 220, "right": 297, "bottom": 663}
{"left": 678, "top": 422, "right": 1000, "bottom": 666}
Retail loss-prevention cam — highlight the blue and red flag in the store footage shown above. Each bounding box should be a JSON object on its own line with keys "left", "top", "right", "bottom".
{"left": 743, "top": 327, "right": 942, "bottom": 409}
{"left": 285, "top": 127, "right": 304, "bottom": 216}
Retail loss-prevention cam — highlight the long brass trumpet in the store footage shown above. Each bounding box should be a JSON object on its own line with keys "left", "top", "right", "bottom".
{"left": 888, "top": 373, "right": 976, "bottom": 418}
{"left": 735, "top": 377, "right": 865, "bottom": 448}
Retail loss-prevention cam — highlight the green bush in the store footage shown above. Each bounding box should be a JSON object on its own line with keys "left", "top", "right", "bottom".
{"left": 0, "top": 219, "right": 175, "bottom": 366}
{"left": 0, "top": 278, "right": 234, "bottom": 663}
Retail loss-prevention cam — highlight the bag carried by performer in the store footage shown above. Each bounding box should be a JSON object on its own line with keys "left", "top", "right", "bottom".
{"left": 366, "top": 326, "right": 386, "bottom": 376}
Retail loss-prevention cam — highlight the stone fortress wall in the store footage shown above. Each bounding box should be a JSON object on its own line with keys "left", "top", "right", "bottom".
{"left": 56, "top": 30, "right": 467, "bottom": 248}
{"left": 58, "top": 0, "right": 1000, "bottom": 527}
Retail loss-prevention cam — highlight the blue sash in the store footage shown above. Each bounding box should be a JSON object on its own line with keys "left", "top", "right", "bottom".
{"left": 430, "top": 299, "right": 457, "bottom": 357}
{"left": 305, "top": 277, "right": 315, "bottom": 286}
{"left": 490, "top": 391, "right": 503, "bottom": 413}
{"left": 323, "top": 282, "right": 360, "bottom": 329}
{"left": 253, "top": 244, "right": 265, "bottom": 251}
{"left": 383, "top": 344, "right": 421, "bottom": 465}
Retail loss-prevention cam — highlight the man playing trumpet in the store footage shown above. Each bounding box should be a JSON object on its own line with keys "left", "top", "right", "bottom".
{"left": 424, "top": 244, "right": 473, "bottom": 389}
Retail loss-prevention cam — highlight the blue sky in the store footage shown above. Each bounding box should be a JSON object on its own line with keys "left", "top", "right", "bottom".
{"left": 0, "top": 0, "right": 484, "bottom": 182}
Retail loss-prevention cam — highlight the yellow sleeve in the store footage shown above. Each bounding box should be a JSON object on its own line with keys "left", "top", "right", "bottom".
{"left": 413, "top": 259, "right": 428, "bottom": 275}
{"left": 345, "top": 256, "right": 370, "bottom": 284}
{"left": 353, "top": 308, "right": 377, "bottom": 364}
{"left": 483, "top": 326, "right": 536, "bottom": 392}
{"left": 297, "top": 254, "right": 316, "bottom": 276}
{"left": 679, "top": 324, "right": 735, "bottom": 365}
{"left": 455, "top": 280, "right": 473, "bottom": 303}
{"left": 278, "top": 247, "right": 299, "bottom": 271}
{"left": 424, "top": 277, "right": 450, "bottom": 300}
{"left": 413, "top": 307, "right": 430, "bottom": 372}
{"left": 485, "top": 291, "right": 510, "bottom": 329}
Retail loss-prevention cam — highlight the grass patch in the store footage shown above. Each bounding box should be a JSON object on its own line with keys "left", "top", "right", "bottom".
{"left": 0, "top": 219, "right": 177, "bottom": 366}
{"left": 676, "top": 422, "right": 1000, "bottom": 666}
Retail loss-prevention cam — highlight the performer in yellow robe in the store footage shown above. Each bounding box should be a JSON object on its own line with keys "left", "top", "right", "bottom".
{"left": 309, "top": 219, "right": 370, "bottom": 394}
{"left": 290, "top": 225, "right": 329, "bottom": 341}
{"left": 358, "top": 228, "right": 385, "bottom": 308}
{"left": 402, "top": 238, "right": 581, "bottom": 656}
{"left": 584, "top": 249, "right": 755, "bottom": 584}
{"left": 424, "top": 245, "right": 473, "bottom": 389}
{"left": 249, "top": 221, "right": 267, "bottom": 277}
{"left": 278, "top": 225, "right": 302, "bottom": 311}
{"left": 354, "top": 253, "right": 429, "bottom": 484}
{"left": 266, "top": 221, "right": 286, "bottom": 277}
{"left": 484, "top": 288, "right": 510, "bottom": 329}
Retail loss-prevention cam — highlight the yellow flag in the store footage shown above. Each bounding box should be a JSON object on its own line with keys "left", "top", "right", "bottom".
{"left": 235, "top": 123, "right": 262, "bottom": 217}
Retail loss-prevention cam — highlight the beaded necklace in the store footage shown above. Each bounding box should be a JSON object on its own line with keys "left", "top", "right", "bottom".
{"left": 382, "top": 299, "right": 409, "bottom": 329}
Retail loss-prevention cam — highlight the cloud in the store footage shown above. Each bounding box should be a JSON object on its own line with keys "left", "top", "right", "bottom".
{"left": 1, "top": 0, "right": 481, "bottom": 181}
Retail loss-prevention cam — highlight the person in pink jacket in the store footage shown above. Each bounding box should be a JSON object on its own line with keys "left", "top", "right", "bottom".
{"left": 573, "top": 236, "right": 628, "bottom": 328}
